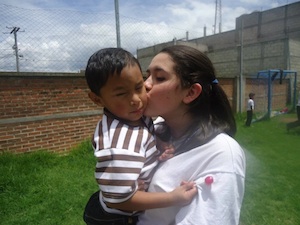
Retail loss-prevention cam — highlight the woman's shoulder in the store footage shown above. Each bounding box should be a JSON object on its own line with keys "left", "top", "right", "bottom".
{"left": 187, "top": 132, "right": 243, "bottom": 157}
{"left": 212, "top": 133, "right": 246, "bottom": 173}
{"left": 177, "top": 132, "right": 245, "bottom": 175}
{"left": 214, "top": 133, "right": 240, "bottom": 144}
{"left": 212, "top": 133, "right": 244, "bottom": 153}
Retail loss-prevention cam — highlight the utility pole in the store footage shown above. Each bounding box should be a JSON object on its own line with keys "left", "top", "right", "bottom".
{"left": 114, "top": 0, "right": 121, "bottom": 47}
{"left": 239, "top": 19, "right": 244, "bottom": 113}
{"left": 214, "top": 0, "right": 222, "bottom": 34}
{"left": 6, "top": 26, "right": 24, "bottom": 72}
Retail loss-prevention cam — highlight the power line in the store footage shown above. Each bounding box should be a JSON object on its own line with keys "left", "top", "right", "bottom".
{"left": 5, "top": 26, "right": 25, "bottom": 72}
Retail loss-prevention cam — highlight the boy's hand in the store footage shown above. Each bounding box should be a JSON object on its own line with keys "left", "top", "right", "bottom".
{"left": 157, "top": 142, "right": 175, "bottom": 161}
{"left": 137, "top": 179, "right": 147, "bottom": 191}
{"left": 170, "top": 181, "right": 198, "bottom": 206}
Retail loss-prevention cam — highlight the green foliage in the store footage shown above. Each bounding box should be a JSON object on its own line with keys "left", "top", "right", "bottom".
{"left": 1, "top": 115, "right": 300, "bottom": 224}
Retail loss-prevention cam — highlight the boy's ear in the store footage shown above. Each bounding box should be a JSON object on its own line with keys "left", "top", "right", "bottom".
{"left": 183, "top": 83, "right": 202, "bottom": 104}
{"left": 88, "top": 92, "right": 103, "bottom": 106}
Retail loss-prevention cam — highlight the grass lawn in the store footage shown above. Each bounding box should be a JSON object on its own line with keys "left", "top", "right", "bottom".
{"left": 1, "top": 113, "right": 300, "bottom": 225}
{"left": 0, "top": 141, "right": 98, "bottom": 225}
{"left": 236, "top": 113, "right": 300, "bottom": 225}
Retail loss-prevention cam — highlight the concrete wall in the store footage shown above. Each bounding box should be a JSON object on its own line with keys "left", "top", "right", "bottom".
{"left": 289, "top": 38, "right": 300, "bottom": 71}
{"left": 137, "top": 2, "right": 300, "bottom": 113}
{"left": 137, "top": 41, "right": 207, "bottom": 74}
{"left": 0, "top": 72, "right": 101, "bottom": 154}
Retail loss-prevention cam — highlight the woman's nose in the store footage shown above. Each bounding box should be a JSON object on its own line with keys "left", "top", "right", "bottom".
{"left": 144, "top": 77, "right": 152, "bottom": 92}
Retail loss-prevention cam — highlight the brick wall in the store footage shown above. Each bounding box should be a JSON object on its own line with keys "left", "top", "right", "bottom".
{"left": 218, "top": 78, "right": 237, "bottom": 110}
{"left": 245, "top": 77, "right": 291, "bottom": 114}
{"left": 0, "top": 72, "right": 293, "bottom": 154}
{"left": 0, "top": 72, "right": 102, "bottom": 154}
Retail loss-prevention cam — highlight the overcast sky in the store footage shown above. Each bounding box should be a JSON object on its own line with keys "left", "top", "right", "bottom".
{"left": 0, "top": 0, "right": 299, "bottom": 72}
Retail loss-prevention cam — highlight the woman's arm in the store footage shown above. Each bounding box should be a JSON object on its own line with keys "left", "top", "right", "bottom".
{"left": 106, "top": 181, "right": 197, "bottom": 211}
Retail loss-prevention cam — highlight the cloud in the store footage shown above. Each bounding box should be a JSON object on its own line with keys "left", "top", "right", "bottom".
{"left": 1, "top": 3, "right": 206, "bottom": 72}
{"left": 165, "top": 0, "right": 215, "bottom": 36}
{"left": 1, "top": 0, "right": 299, "bottom": 72}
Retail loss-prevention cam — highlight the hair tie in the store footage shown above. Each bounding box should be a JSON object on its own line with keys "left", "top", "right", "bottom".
{"left": 212, "top": 79, "right": 218, "bottom": 84}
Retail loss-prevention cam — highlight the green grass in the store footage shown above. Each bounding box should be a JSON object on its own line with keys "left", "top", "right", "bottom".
{"left": 1, "top": 113, "right": 300, "bottom": 225}
{"left": 0, "top": 141, "right": 98, "bottom": 225}
{"left": 236, "top": 113, "right": 300, "bottom": 225}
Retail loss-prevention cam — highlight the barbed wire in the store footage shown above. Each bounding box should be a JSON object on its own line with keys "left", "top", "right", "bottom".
{"left": 0, "top": 3, "right": 202, "bottom": 72}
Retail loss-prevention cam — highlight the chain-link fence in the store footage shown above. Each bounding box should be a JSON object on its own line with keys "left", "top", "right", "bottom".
{"left": 0, "top": 3, "right": 203, "bottom": 73}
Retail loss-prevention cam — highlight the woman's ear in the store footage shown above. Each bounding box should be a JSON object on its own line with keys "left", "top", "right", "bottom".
{"left": 88, "top": 92, "right": 104, "bottom": 107}
{"left": 183, "top": 83, "right": 202, "bottom": 104}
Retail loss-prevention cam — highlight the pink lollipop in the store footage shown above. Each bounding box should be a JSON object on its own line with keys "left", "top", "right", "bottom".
{"left": 197, "top": 176, "right": 214, "bottom": 188}
{"left": 204, "top": 176, "right": 214, "bottom": 185}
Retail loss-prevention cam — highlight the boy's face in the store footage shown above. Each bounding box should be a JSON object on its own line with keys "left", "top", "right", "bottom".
{"left": 90, "top": 64, "right": 147, "bottom": 123}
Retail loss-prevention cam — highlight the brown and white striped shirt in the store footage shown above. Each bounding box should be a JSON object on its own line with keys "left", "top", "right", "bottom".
{"left": 92, "top": 110, "right": 159, "bottom": 215}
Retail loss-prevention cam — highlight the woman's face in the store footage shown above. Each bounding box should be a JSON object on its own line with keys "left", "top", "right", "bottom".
{"left": 144, "top": 53, "right": 188, "bottom": 119}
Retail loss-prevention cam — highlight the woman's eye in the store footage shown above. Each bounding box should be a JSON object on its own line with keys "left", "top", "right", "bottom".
{"left": 156, "top": 77, "right": 165, "bottom": 82}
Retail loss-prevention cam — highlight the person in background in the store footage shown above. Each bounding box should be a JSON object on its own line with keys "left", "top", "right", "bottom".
{"left": 83, "top": 47, "right": 197, "bottom": 225}
{"left": 137, "top": 45, "right": 246, "bottom": 225}
{"left": 245, "top": 92, "right": 255, "bottom": 127}
{"left": 297, "top": 91, "right": 300, "bottom": 120}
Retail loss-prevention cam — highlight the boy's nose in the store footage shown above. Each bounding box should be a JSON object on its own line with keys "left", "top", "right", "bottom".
{"left": 131, "top": 94, "right": 141, "bottom": 105}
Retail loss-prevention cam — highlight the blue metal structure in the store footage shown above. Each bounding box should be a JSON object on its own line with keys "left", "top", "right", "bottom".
{"left": 256, "top": 69, "right": 298, "bottom": 120}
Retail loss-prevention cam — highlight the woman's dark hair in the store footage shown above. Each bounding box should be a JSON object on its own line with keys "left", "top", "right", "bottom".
{"left": 160, "top": 45, "right": 236, "bottom": 138}
{"left": 85, "top": 48, "right": 141, "bottom": 95}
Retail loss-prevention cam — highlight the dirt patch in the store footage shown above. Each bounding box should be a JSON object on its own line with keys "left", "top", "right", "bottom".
{"left": 280, "top": 117, "right": 298, "bottom": 123}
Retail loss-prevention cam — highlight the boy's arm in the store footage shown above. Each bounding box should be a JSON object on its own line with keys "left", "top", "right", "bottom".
{"left": 106, "top": 181, "right": 197, "bottom": 211}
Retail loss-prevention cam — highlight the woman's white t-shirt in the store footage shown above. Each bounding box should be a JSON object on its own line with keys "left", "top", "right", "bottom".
{"left": 138, "top": 129, "right": 246, "bottom": 225}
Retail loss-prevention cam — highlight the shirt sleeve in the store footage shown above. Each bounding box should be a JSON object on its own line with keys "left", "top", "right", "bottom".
{"left": 95, "top": 148, "right": 145, "bottom": 204}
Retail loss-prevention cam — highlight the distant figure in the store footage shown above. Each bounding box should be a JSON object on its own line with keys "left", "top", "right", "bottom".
{"left": 245, "top": 93, "right": 255, "bottom": 126}
{"left": 297, "top": 92, "right": 300, "bottom": 120}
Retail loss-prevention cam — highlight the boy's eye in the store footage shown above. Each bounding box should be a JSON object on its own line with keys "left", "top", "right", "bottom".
{"left": 115, "top": 92, "right": 126, "bottom": 97}
{"left": 136, "top": 85, "right": 143, "bottom": 91}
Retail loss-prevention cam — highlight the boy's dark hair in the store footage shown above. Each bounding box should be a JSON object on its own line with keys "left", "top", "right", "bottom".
{"left": 249, "top": 93, "right": 255, "bottom": 98}
{"left": 85, "top": 48, "right": 141, "bottom": 95}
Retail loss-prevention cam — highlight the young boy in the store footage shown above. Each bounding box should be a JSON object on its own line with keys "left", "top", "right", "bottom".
{"left": 245, "top": 92, "right": 255, "bottom": 126}
{"left": 83, "top": 48, "right": 197, "bottom": 225}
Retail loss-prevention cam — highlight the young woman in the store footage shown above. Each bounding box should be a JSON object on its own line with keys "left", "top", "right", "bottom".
{"left": 138, "top": 45, "right": 246, "bottom": 225}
